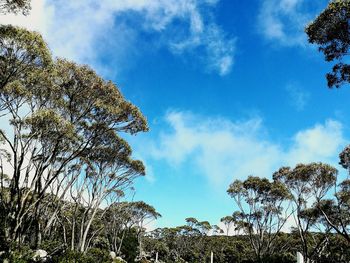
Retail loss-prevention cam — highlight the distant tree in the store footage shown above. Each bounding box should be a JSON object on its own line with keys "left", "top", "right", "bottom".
{"left": 185, "top": 217, "right": 212, "bottom": 236}
{"left": 129, "top": 201, "right": 161, "bottom": 259}
{"left": 0, "top": 0, "right": 31, "bottom": 15}
{"left": 306, "top": 0, "right": 350, "bottom": 88}
{"left": 227, "top": 176, "right": 292, "bottom": 262}
{"left": 220, "top": 216, "right": 234, "bottom": 236}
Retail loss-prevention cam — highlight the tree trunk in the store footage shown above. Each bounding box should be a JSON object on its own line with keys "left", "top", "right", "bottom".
{"left": 80, "top": 207, "right": 98, "bottom": 253}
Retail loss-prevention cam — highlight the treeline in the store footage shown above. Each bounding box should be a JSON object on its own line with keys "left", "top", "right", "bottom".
{"left": 144, "top": 228, "right": 350, "bottom": 263}
{"left": 141, "top": 150, "right": 350, "bottom": 263}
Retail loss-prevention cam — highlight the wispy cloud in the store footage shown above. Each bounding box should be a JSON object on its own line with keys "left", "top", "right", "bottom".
{"left": 257, "top": 0, "right": 327, "bottom": 46}
{"left": 285, "top": 83, "right": 310, "bottom": 111}
{"left": 0, "top": 0, "right": 236, "bottom": 76}
{"left": 145, "top": 111, "right": 345, "bottom": 187}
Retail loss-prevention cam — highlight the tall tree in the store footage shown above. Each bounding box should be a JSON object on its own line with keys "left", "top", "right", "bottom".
{"left": 0, "top": 25, "right": 148, "bottom": 249}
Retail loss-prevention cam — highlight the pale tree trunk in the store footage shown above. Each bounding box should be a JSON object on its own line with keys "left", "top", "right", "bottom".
{"left": 117, "top": 230, "right": 126, "bottom": 255}
{"left": 71, "top": 220, "right": 75, "bottom": 251}
{"left": 80, "top": 207, "right": 98, "bottom": 252}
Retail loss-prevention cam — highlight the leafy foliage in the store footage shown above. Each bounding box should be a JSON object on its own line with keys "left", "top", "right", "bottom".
{"left": 306, "top": 0, "right": 350, "bottom": 88}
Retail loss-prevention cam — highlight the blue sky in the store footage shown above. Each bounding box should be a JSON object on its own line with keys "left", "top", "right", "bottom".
{"left": 3, "top": 0, "right": 350, "bottom": 230}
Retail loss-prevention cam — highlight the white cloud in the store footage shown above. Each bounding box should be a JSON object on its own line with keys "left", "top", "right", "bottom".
{"left": 258, "top": 0, "right": 327, "bottom": 46}
{"left": 285, "top": 83, "right": 310, "bottom": 111}
{"left": 0, "top": 0, "right": 235, "bottom": 76}
{"left": 148, "top": 111, "right": 345, "bottom": 187}
{"left": 287, "top": 120, "right": 344, "bottom": 165}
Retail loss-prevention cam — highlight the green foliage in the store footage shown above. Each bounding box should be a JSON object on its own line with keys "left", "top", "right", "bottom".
{"left": 120, "top": 229, "right": 139, "bottom": 263}
{"left": 0, "top": 25, "right": 52, "bottom": 91}
{"left": 52, "top": 249, "right": 110, "bottom": 263}
{"left": 306, "top": 0, "right": 350, "bottom": 88}
{"left": 0, "top": 246, "right": 34, "bottom": 263}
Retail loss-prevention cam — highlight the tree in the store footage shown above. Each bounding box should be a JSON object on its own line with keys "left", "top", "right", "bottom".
{"left": 0, "top": 0, "right": 31, "bottom": 15}
{"left": 273, "top": 163, "right": 337, "bottom": 263}
{"left": 227, "top": 176, "right": 292, "bottom": 262}
{"left": 0, "top": 25, "right": 148, "bottom": 249}
{"left": 314, "top": 146, "right": 350, "bottom": 245}
{"left": 220, "top": 216, "right": 234, "bottom": 236}
{"left": 306, "top": 0, "right": 350, "bottom": 88}
{"left": 129, "top": 201, "right": 161, "bottom": 259}
{"left": 67, "top": 133, "right": 145, "bottom": 253}
{"left": 103, "top": 202, "right": 135, "bottom": 255}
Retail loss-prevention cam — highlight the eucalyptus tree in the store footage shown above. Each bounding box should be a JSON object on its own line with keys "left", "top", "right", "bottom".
{"left": 227, "top": 176, "right": 292, "bottom": 262}
{"left": 273, "top": 163, "right": 337, "bottom": 262}
{"left": 185, "top": 217, "right": 212, "bottom": 236}
{"left": 0, "top": 25, "right": 148, "bottom": 248}
{"left": 312, "top": 146, "right": 350, "bottom": 245}
{"left": 220, "top": 215, "right": 234, "bottom": 236}
{"left": 146, "top": 227, "right": 183, "bottom": 261}
{"left": 129, "top": 201, "right": 161, "bottom": 259}
{"left": 185, "top": 217, "right": 219, "bottom": 261}
{"left": 306, "top": 0, "right": 350, "bottom": 88}
{"left": 68, "top": 132, "right": 145, "bottom": 252}
{"left": 103, "top": 202, "right": 135, "bottom": 255}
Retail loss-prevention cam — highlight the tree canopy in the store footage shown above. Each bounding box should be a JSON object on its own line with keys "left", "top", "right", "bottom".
{"left": 306, "top": 0, "right": 350, "bottom": 88}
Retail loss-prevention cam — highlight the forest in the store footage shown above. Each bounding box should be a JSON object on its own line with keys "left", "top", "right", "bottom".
{"left": 1, "top": 0, "right": 350, "bottom": 262}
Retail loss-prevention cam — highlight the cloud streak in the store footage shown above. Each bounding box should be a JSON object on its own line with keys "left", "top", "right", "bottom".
{"left": 0, "top": 0, "right": 236, "bottom": 76}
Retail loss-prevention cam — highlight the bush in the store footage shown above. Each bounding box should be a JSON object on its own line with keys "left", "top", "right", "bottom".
{"left": 0, "top": 247, "right": 35, "bottom": 263}
{"left": 53, "top": 248, "right": 111, "bottom": 263}
{"left": 86, "top": 247, "right": 111, "bottom": 262}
